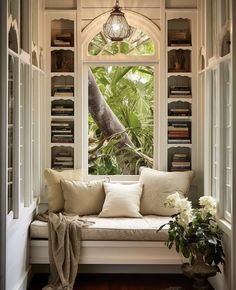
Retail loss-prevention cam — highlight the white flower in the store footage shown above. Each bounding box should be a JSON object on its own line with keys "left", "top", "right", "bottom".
{"left": 176, "top": 198, "right": 192, "bottom": 228}
{"left": 178, "top": 210, "right": 192, "bottom": 228}
{"left": 199, "top": 196, "right": 217, "bottom": 217}
{"left": 177, "top": 198, "right": 192, "bottom": 213}
{"left": 165, "top": 192, "right": 182, "bottom": 208}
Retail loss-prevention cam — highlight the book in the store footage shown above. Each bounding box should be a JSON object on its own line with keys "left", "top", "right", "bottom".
{"left": 168, "top": 123, "right": 188, "bottom": 127}
{"left": 53, "top": 39, "right": 71, "bottom": 46}
{"left": 56, "top": 156, "right": 73, "bottom": 161}
{"left": 54, "top": 161, "right": 73, "bottom": 166}
{"left": 169, "top": 94, "right": 192, "bottom": 98}
{"left": 172, "top": 162, "right": 191, "bottom": 166}
{"left": 170, "top": 90, "right": 191, "bottom": 94}
{"left": 53, "top": 92, "right": 74, "bottom": 97}
{"left": 51, "top": 130, "right": 72, "bottom": 133}
{"left": 170, "top": 109, "right": 190, "bottom": 112}
{"left": 168, "top": 139, "right": 191, "bottom": 143}
{"left": 53, "top": 134, "right": 73, "bottom": 137}
{"left": 168, "top": 127, "right": 188, "bottom": 131}
{"left": 52, "top": 106, "right": 74, "bottom": 112}
{"left": 51, "top": 123, "right": 71, "bottom": 127}
{"left": 52, "top": 85, "right": 74, "bottom": 97}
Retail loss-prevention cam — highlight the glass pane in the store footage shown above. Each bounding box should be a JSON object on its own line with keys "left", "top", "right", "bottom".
{"left": 225, "top": 186, "right": 232, "bottom": 214}
{"left": 223, "top": 61, "right": 232, "bottom": 216}
{"left": 88, "top": 29, "right": 154, "bottom": 56}
{"left": 88, "top": 66, "right": 154, "bottom": 175}
{"left": 20, "top": 0, "right": 30, "bottom": 52}
{"left": 20, "top": 62, "right": 26, "bottom": 205}
{"left": 8, "top": 55, "right": 16, "bottom": 213}
{"left": 225, "top": 168, "right": 231, "bottom": 185}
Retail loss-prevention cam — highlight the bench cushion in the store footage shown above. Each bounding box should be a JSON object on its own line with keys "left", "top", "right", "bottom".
{"left": 30, "top": 215, "right": 170, "bottom": 241}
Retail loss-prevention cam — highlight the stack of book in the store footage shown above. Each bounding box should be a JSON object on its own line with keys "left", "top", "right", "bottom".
{"left": 51, "top": 103, "right": 74, "bottom": 116}
{"left": 53, "top": 32, "right": 72, "bottom": 47}
{"left": 51, "top": 122, "right": 74, "bottom": 143}
{"left": 169, "top": 108, "right": 191, "bottom": 116}
{"left": 168, "top": 122, "right": 191, "bottom": 143}
{"left": 168, "top": 30, "right": 191, "bottom": 46}
{"left": 169, "top": 86, "right": 191, "bottom": 98}
{"left": 52, "top": 85, "right": 74, "bottom": 97}
{"left": 170, "top": 153, "right": 191, "bottom": 171}
{"left": 53, "top": 151, "right": 74, "bottom": 168}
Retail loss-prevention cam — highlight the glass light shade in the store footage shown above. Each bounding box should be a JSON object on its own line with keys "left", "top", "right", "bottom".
{"left": 103, "top": 2, "right": 132, "bottom": 41}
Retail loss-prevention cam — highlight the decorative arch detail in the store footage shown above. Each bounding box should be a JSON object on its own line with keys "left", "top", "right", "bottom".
{"left": 8, "top": 14, "right": 19, "bottom": 53}
{"left": 82, "top": 10, "right": 160, "bottom": 61}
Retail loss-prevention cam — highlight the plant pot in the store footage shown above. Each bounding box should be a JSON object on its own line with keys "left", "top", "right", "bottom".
{"left": 181, "top": 253, "right": 218, "bottom": 290}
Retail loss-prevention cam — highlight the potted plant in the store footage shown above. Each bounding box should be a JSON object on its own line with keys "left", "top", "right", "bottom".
{"left": 158, "top": 193, "right": 225, "bottom": 289}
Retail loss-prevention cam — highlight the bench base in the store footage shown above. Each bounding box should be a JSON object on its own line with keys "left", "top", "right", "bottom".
{"left": 30, "top": 240, "right": 182, "bottom": 266}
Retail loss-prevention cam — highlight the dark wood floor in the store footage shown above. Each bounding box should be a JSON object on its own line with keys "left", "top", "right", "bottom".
{"left": 27, "top": 273, "right": 214, "bottom": 290}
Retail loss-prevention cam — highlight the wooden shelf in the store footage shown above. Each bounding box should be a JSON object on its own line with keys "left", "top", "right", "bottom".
{"left": 168, "top": 116, "right": 192, "bottom": 120}
{"left": 50, "top": 46, "right": 74, "bottom": 51}
{"left": 168, "top": 97, "right": 192, "bottom": 103}
{"left": 51, "top": 96, "right": 74, "bottom": 101}
{"left": 50, "top": 72, "right": 74, "bottom": 77}
{"left": 51, "top": 143, "right": 74, "bottom": 147}
{"left": 50, "top": 115, "right": 74, "bottom": 119}
{"left": 168, "top": 144, "right": 192, "bottom": 148}
{"left": 168, "top": 46, "right": 192, "bottom": 51}
{"left": 168, "top": 72, "right": 192, "bottom": 77}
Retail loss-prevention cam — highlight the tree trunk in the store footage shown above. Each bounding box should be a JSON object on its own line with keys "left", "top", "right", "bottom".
{"left": 88, "top": 69, "right": 133, "bottom": 147}
{"left": 88, "top": 69, "right": 152, "bottom": 174}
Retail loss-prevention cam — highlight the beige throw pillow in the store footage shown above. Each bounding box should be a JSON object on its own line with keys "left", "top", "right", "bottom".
{"left": 139, "top": 167, "right": 194, "bottom": 216}
{"left": 61, "top": 179, "right": 105, "bottom": 215}
{"left": 99, "top": 182, "right": 143, "bottom": 218}
{"left": 44, "top": 168, "right": 83, "bottom": 212}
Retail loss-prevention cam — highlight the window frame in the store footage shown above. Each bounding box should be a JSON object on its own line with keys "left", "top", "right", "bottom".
{"left": 220, "top": 59, "right": 232, "bottom": 223}
{"left": 81, "top": 12, "right": 161, "bottom": 180}
{"left": 205, "top": 58, "right": 232, "bottom": 226}
{"left": 82, "top": 61, "right": 159, "bottom": 181}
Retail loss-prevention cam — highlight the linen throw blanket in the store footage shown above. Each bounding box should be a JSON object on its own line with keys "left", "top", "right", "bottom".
{"left": 37, "top": 212, "right": 93, "bottom": 290}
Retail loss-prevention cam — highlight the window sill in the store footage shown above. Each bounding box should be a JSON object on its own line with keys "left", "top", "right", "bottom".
{"left": 217, "top": 217, "right": 231, "bottom": 237}
{"left": 7, "top": 199, "right": 38, "bottom": 235}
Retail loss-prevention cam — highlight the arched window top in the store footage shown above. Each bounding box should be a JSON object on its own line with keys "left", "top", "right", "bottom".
{"left": 88, "top": 28, "right": 154, "bottom": 57}
{"left": 82, "top": 11, "right": 160, "bottom": 61}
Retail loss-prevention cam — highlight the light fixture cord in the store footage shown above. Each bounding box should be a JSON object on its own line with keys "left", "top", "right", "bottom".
{"left": 115, "top": 0, "right": 120, "bottom": 8}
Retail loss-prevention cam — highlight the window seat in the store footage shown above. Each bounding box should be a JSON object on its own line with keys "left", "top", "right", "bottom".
{"left": 29, "top": 214, "right": 182, "bottom": 266}
{"left": 30, "top": 215, "right": 170, "bottom": 241}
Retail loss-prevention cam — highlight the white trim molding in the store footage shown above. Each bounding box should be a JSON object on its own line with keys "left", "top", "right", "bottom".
{"left": 0, "top": 0, "right": 7, "bottom": 288}
{"left": 231, "top": 0, "right": 236, "bottom": 289}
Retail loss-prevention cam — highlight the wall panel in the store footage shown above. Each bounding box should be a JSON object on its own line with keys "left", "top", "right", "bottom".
{"left": 81, "top": 7, "right": 161, "bottom": 21}
{"left": 81, "top": 0, "right": 161, "bottom": 8}
{"left": 165, "top": 0, "right": 197, "bottom": 8}
{"left": 45, "top": 0, "right": 77, "bottom": 9}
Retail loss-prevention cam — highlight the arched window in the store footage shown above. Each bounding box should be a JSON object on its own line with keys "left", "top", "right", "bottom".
{"left": 88, "top": 28, "right": 155, "bottom": 56}
{"left": 81, "top": 12, "right": 160, "bottom": 179}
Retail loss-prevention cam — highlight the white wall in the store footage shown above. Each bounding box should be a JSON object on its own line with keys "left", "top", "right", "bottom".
{"left": 209, "top": 234, "right": 231, "bottom": 290}
{"left": 6, "top": 204, "right": 36, "bottom": 290}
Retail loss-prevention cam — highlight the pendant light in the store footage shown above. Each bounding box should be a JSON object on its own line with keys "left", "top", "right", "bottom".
{"left": 103, "top": 0, "right": 132, "bottom": 41}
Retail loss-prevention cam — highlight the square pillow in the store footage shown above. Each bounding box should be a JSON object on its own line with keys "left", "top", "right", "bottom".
{"left": 61, "top": 179, "right": 105, "bottom": 215}
{"left": 44, "top": 168, "right": 83, "bottom": 212}
{"left": 99, "top": 182, "right": 143, "bottom": 218}
{"left": 139, "top": 167, "right": 194, "bottom": 216}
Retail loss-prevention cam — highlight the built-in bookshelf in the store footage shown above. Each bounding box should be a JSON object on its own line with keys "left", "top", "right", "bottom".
{"left": 47, "top": 14, "right": 76, "bottom": 170}
{"left": 166, "top": 13, "right": 197, "bottom": 172}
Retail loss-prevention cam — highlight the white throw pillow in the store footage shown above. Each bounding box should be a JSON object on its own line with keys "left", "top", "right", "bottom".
{"left": 99, "top": 182, "right": 143, "bottom": 218}
{"left": 61, "top": 179, "right": 105, "bottom": 216}
{"left": 139, "top": 167, "right": 194, "bottom": 216}
{"left": 44, "top": 168, "right": 83, "bottom": 212}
